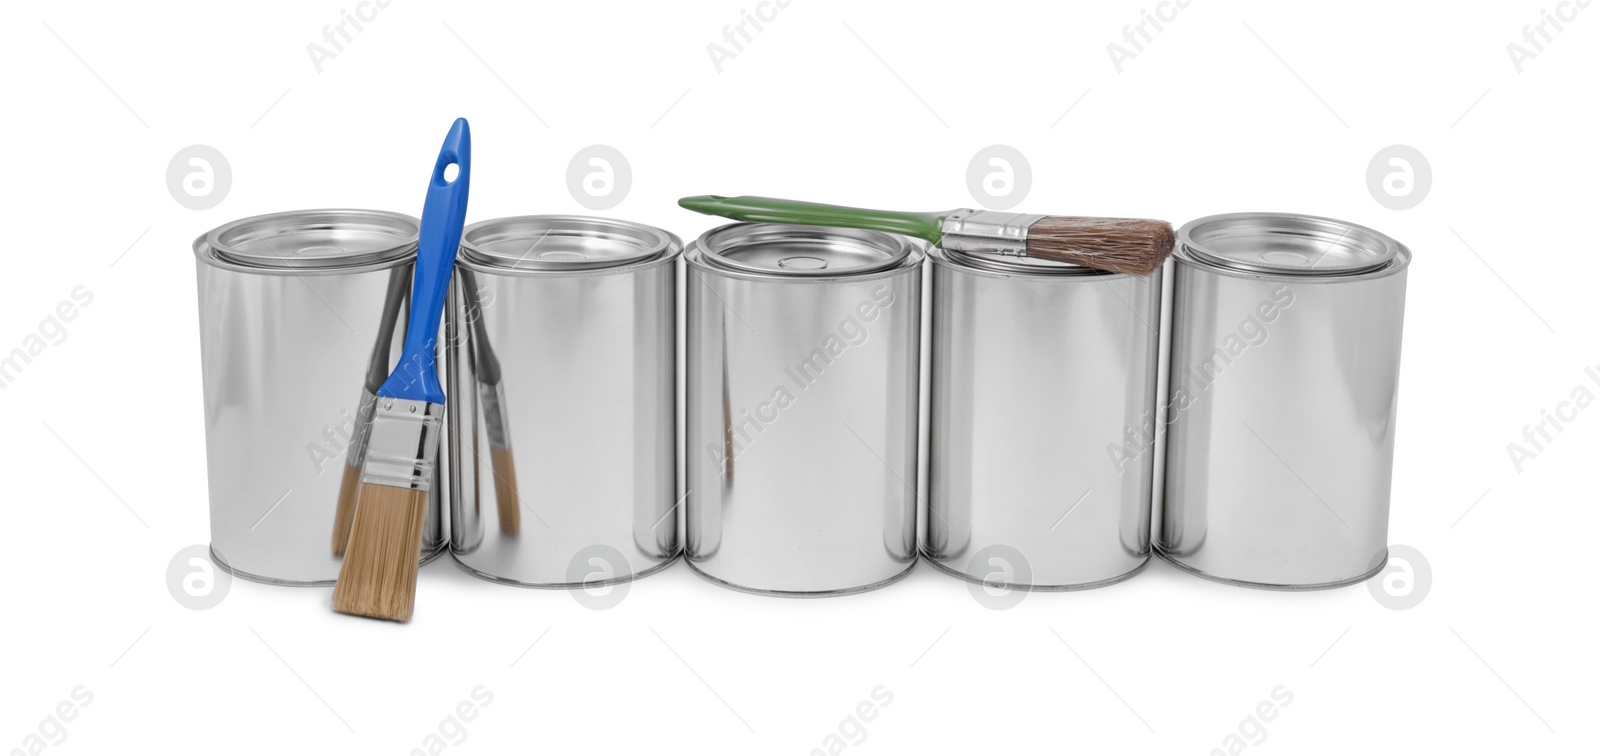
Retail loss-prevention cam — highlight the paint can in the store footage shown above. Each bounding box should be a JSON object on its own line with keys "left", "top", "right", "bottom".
{"left": 684, "top": 224, "right": 924, "bottom": 596}
{"left": 446, "top": 216, "right": 680, "bottom": 587}
{"left": 1157, "top": 212, "right": 1410, "bottom": 589}
{"left": 922, "top": 249, "right": 1162, "bottom": 589}
{"left": 194, "top": 209, "right": 446, "bottom": 585}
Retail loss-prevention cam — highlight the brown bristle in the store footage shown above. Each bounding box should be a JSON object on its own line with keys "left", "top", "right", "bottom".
{"left": 490, "top": 445, "right": 521, "bottom": 536}
{"left": 331, "top": 461, "right": 363, "bottom": 557}
{"left": 1025, "top": 216, "right": 1176, "bottom": 276}
{"left": 332, "top": 484, "right": 428, "bottom": 622}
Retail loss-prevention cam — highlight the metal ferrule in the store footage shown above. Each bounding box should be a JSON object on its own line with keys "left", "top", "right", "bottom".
{"left": 360, "top": 399, "right": 446, "bottom": 491}
{"left": 938, "top": 209, "right": 1045, "bottom": 256}
{"left": 344, "top": 390, "right": 379, "bottom": 467}
{"left": 477, "top": 381, "right": 510, "bottom": 449}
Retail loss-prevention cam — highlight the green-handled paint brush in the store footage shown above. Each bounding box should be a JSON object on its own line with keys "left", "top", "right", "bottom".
{"left": 331, "top": 118, "right": 472, "bottom": 622}
{"left": 678, "top": 195, "right": 1175, "bottom": 276}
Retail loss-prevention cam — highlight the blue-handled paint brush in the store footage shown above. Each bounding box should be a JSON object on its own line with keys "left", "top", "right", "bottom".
{"left": 332, "top": 118, "right": 472, "bottom": 622}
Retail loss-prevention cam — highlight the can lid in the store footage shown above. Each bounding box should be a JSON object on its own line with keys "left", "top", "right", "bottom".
{"left": 1178, "top": 212, "right": 1399, "bottom": 276}
{"left": 461, "top": 215, "right": 676, "bottom": 271}
{"left": 696, "top": 223, "right": 913, "bottom": 277}
{"left": 207, "top": 209, "right": 419, "bottom": 269}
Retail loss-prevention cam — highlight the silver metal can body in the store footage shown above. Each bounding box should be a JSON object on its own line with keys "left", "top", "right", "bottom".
{"left": 194, "top": 209, "right": 446, "bottom": 585}
{"left": 1157, "top": 213, "right": 1410, "bottom": 589}
{"left": 923, "top": 249, "right": 1161, "bottom": 589}
{"left": 685, "top": 224, "right": 924, "bottom": 596}
{"left": 446, "top": 216, "right": 680, "bottom": 587}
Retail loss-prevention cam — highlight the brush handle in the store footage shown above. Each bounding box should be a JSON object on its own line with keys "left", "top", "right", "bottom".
{"left": 379, "top": 118, "right": 472, "bottom": 405}
{"left": 455, "top": 268, "right": 501, "bottom": 385}
{"left": 678, "top": 195, "right": 945, "bottom": 243}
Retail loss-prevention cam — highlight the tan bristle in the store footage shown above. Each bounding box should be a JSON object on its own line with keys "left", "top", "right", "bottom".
{"left": 490, "top": 445, "right": 521, "bottom": 536}
{"left": 332, "top": 484, "right": 428, "bottom": 622}
{"left": 331, "top": 461, "right": 363, "bottom": 557}
{"left": 1026, "top": 217, "right": 1176, "bottom": 276}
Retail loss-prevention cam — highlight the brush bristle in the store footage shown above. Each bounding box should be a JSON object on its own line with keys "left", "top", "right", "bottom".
{"left": 332, "top": 484, "right": 428, "bottom": 622}
{"left": 490, "top": 445, "right": 520, "bottom": 536}
{"left": 1026, "top": 217, "right": 1176, "bottom": 276}
{"left": 331, "top": 462, "right": 363, "bottom": 557}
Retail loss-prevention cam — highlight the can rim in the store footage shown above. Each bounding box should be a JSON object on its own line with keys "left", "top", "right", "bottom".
{"left": 937, "top": 247, "right": 1112, "bottom": 278}
{"left": 205, "top": 209, "right": 419, "bottom": 270}
{"left": 460, "top": 215, "right": 678, "bottom": 271}
{"left": 1178, "top": 212, "right": 1399, "bottom": 277}
{"left": 694, "top": 223, "right": 914, "bottom": 278}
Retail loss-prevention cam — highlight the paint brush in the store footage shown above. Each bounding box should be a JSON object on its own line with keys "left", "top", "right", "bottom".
{"left": 332, "top": 118, "right": 472, "bottom": 622}
{"left": 677, "top": 195, "right": 1175, "bottom": 276}
{"left": 333, "top": 267, "right": 412, "bottom": 556}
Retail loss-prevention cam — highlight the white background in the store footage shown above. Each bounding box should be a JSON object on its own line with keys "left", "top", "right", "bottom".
{"left": 2, "top": 1, "right": 1594, "bottom": 753}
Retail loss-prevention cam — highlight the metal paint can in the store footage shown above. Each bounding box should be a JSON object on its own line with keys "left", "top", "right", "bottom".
{"left": 446, "top": 216, "right": 680, "bottom": 587}
{"left": 1157, "top": 212, "right": 1410, "bottom": 589}
{"left": 194, "top": 209, "right": 447, "bottom": 585}
{"left": 685, "top": 224, "right": 924, "bottom": 596}
{"left": 923, "top": 249, "right": 1162, "bottom": 589}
